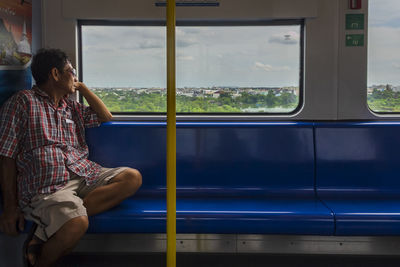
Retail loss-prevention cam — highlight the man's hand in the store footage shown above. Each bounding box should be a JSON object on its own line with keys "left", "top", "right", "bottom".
{"left": 73, "top": 81, "right": 88, "bottom": 93}
{"left": 73, "top": 82, "right": 112, "bottom": 122}
{"left": 0, "top": 207, "right": 24, "bottom": 236}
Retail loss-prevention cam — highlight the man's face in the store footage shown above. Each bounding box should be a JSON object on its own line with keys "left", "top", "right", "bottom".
{"left": 58, "top": 62, "right": 78, "bottom": 95}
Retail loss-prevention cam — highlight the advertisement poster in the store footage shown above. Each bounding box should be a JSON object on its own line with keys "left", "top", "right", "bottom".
{"left": 0, "top": 0, "right": 32, "bottom": 106}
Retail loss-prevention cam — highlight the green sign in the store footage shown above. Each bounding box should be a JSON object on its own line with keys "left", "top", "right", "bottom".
{"left": 346, "top": 14, "right": 364, "bottom": 30}
{"left": 346, "top": 34, "right": 364, "bottom": 47}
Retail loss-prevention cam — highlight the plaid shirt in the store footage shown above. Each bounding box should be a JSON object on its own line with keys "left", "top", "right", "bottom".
{"left": 0, "top": 86, "right": 102, "bottom": 207}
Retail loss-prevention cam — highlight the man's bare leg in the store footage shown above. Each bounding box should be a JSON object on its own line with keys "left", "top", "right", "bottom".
{"left": 83, "top": 168, "right": 142, "bottom": 216}
{"left": 27, "top": 168, "right": 141, "bottom": 266}
{"left": 28, "top": 216, "right": 88, "bottom": 267}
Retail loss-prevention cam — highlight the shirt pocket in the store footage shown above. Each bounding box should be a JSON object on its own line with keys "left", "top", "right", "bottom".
{"left": 62, "top": 117, "right": 78, "bottom": 146}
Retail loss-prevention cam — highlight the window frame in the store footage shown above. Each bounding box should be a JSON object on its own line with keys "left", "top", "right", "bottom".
{"left": 78, "top": 19, "right": 305, "bottom": 119}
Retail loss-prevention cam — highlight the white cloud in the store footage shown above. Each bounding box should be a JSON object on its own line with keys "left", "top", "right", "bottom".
{"left": 254, "top": 62, "right": 290, "bottom": 72}
{"left": 269, "top": 31, "right": 300, "bottom": 45}
{"left": 178, "top": 27, "right": 201, "bottom": 35}
{"left": 177, "top": 55, "right": 194, "bottom": 61}
{"left": 369, "top": 0, "right": 400, "bottom": 27}
{"left": 176, "top": 28, "right": 199, "bottom": 47}
{"left": 177, "top": 38, "right": 197, "bottom": 48}
{"left": 137, "top": 40, "right": 164, "bottom": 49}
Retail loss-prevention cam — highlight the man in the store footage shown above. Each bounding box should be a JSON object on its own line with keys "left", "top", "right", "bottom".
{"left": 0, "top": 48, "right": 142, "bottom": 266}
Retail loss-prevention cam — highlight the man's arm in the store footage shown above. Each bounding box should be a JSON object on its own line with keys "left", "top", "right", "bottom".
{"left": 0, "top": 156, "right": 24, "bottom": 235}
{"left": 74, "top": 82, "right": 113, "bottom": 122}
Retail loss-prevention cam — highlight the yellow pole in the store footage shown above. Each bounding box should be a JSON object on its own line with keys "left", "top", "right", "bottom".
{"left": 166, "top": 0, "right": 176, "bottom": 267}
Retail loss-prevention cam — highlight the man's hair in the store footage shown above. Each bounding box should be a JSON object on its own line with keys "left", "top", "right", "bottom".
{"left": 31, "top": 48, "right": 69, "bottom": 86}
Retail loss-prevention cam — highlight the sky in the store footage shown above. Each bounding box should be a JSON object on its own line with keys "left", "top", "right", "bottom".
{"left": 82, "top": 25, "right": 301, "bottom": 88}
{"left": 368, "top": 0, "right": 400, "bottom": 86}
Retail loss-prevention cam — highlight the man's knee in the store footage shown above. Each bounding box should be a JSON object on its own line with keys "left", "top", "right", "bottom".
{"left": 121, "top": 168, "right": 142, "bottom": 195}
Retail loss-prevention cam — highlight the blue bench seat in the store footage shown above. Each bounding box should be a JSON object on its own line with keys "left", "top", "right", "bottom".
{"left": 85, "top": 122, "right": 334, "bottom": 235}
{"left": 318, "top": 198, "right": 400, "bottom": 235}
{"left": 88, "top": 196, "right": 333, "bottom": 235}
{"left": 315, "top": 122, "right": 400, "bottom": 236}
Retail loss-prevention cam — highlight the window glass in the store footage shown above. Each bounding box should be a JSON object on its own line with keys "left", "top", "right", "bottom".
{"left": 368, "top": 0, "right": 400, "bottom": 112}
{"left": 81, "top": 25, "right": 166, "bottom": 112}
{"left": 176, "top": 26, "right": 301, "bottom": 113}
{"left": 81, "top": 23, "right": 302, "bottom": 114}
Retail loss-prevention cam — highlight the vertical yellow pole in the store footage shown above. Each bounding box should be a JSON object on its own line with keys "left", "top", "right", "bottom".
{"left": 166, "top": 0, "right": 176, "bottom": 267}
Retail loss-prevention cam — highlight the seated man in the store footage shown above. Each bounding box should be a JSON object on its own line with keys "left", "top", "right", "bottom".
{"left": 0, "top": 48, "right": 142, "bottom": 267}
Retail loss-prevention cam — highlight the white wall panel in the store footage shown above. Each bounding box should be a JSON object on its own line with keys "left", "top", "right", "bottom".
{"left": 42, "top": 0, "right": 77, "bottom": 66}
{"left": 337, "top": 0, "right": 373, "bottom": 119}
{"left": 300, "top": 0, "right": 339, "bottom": 119}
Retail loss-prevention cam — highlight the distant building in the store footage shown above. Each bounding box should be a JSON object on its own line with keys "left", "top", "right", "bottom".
{"left": 392, "top": 86, "right": 400, "bottom": 92}
{"left": 212, "top": 91, "right": 222, "bottom": 98}
{"left": 232, "top": 92, "right": 241, "bottom": 98}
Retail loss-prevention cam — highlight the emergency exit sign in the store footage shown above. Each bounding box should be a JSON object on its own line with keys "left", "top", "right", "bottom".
{"left": 346, "top": 14, "right": 364, "bottom": 30}
{"left": 346, "top": 34, "right": 364, "bottom": 47}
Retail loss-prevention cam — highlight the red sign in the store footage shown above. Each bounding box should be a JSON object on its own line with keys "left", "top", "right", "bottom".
{"left": 349, "top": 0, "right": 361, "bottom": 9}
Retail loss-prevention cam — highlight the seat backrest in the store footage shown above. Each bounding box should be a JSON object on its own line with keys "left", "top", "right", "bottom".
{"left": 315, "top": 122, "right": 400, "bottom": 198}
{"left": 86, "top": 122, "right": 316, "bottom": 198}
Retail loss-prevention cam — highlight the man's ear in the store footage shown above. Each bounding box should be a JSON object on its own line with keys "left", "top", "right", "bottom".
{"left": 50, "top": 67, "right": 60, "bottom": 82}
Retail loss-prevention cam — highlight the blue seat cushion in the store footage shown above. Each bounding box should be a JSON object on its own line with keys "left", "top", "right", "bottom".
{"left": 87, "top": 197, "right": 334, "bottom": 235}
{"left": 322, "top": 198, "right": 400, "bottom": 235}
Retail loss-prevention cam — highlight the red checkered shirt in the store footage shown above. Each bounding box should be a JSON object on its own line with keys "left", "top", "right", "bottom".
{"left": 0, "top": 86, "right": 102, "bottom": 207}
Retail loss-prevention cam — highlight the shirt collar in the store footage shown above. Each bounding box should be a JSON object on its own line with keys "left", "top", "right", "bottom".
{"left": 33, "top": 85, "right": 68, "bottom": 109}
{"left": 33, "top": 85, "right": 49, "bottom": 98}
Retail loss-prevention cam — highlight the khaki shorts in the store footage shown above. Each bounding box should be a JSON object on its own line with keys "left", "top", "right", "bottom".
{"left": 22, "top": 167, "right": 128, "bottom": 241}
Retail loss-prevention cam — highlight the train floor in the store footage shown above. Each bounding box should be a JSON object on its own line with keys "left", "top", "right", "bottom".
{"left": 57, "top": 253, "right": 400, "bottom": 267}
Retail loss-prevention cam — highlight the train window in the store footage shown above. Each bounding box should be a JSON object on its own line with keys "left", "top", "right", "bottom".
{"left": 367, "top": 0, "right": 400, "bottom": 113}
{"left": 79, "top": 21, "right": 303, "bottom": 115}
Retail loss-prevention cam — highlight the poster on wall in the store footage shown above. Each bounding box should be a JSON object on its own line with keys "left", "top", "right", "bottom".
{"left": 0, "top": 0, "right": 32, "bottom": 106}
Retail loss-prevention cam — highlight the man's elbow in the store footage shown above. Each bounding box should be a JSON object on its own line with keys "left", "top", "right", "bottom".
{"left": 100, "top": 112, "right": 113, "bottom": 122}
